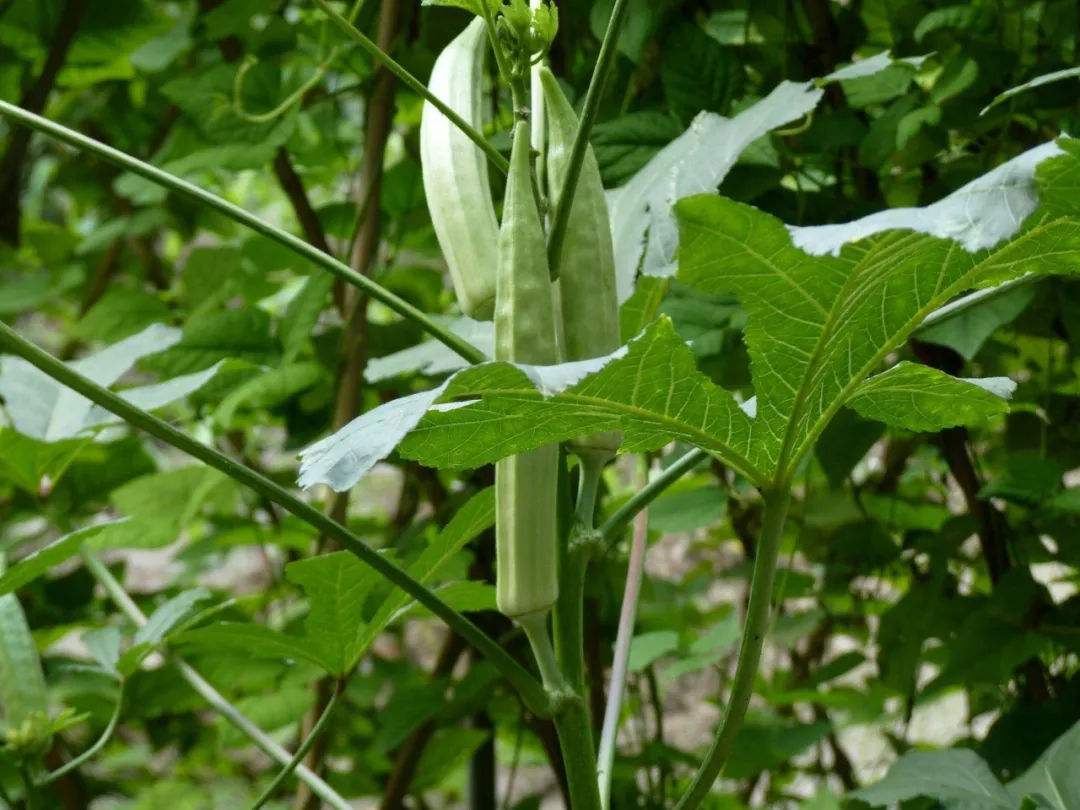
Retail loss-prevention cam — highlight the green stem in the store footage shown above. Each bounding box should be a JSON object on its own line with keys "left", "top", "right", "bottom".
{"left": 312, "top": 0, "right": 509, "bottom": 175}
{"left": 80, "top": 551, "right": 353, "bottom": 810}
{"left": 0, "top": 321, "right": 548, "bottom": 717}
{"left": 518, "top": 612, "right": 564, "bottom": 692}
{"left": 545, "top": 0, "right": 629, "bottom": 281}
{"left": 672, "top": 489, "right": 792, "bottom": 810}
{"left": 478, "top": 0, "right": 513, "bottom": 90}
{"left": 35, "top": 683, "right": 125, "bottom": 787}
{"left": 0, "top": 101, "right": 484, "bottom": 366}
{"left": 574, "top": 454, "right": 606, "bottom": 530}
{"left": 599, "top": 449, "right": 707, "bottom": 544}
{"left": 552, "top": 698, "right": 603, "bottom": 810}
{"left": 250, "top": 687, "right": 341, "bottom": 810}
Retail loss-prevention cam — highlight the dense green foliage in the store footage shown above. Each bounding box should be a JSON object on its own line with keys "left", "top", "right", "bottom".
{"left": 0, "top": 1, "right": 1079, "bottom": 809}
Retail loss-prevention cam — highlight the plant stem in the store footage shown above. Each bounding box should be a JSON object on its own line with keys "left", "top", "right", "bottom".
{"left": 80, "top": 551, "right": 352, "bottom": 810}
{"left": 250, "top": 687, "right": 340, "bottom": 809}
{"left": 599, "top": 449, "right": 707, "bottom": 543}
{"left": 596, "top": 462, "right": 651, "bottom": 809}
{"left": 36, "top": 683, "right": 125, "bottom": 787}
{"left": 673, "top": 489, "right": 791, "bottom": 810}
{"left": 312, "top": 0, "right": 509, "bottom": 175}
{"left": 574, "top": 454, "right": 606, "bottom": 529}
{"left": 519, "top": 612, "right": 564, "bottom": 692}
{"left": 552, "top": 698, "right": 603, "bottom": 810}
{"left": 0, "top": 100, "right": 485, "bottom": 365}
{"left": 0, "top": 321, "right": 549, "bottom": 718}
{"left": 545, "top": 0, "right": 629, "bottom": 281}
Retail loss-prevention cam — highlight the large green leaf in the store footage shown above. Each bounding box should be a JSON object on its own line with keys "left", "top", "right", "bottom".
{"left": 851, "top": 749, "right": 1012, "bottom": 808}
{"left": 1007, "top": 719, "right": 1080, "bottom": 809}
{"left": 676, "top": 195, "right": 1080, "bottom": 478}
{"left": 284, "top": 552, "right": 381, "bottom": 676}
{"left": 848, "top": 362, "right": 1013, "bottom": 432}
{"left": 177, "top": 488, "right": 494, "bottom": 675}
{"left": 398, "top": 317, "right": 762, "bottom": 481}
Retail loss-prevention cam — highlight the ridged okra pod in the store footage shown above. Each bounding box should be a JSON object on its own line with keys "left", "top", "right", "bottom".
{"left": 420, "top": 19, "right": 499, "bottom": 319}
{"left": 494, "top": 120, "right": 560, "bottom": 620}
{"left": 541, "top": 68, "right": 621, "bottom": 461}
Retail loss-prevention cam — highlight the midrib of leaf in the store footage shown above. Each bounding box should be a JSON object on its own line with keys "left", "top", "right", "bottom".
{"left": 779, "top": 216, "right": 1079, "bottom": 477}
{"left": 438, "top": 386, "right": 767, "bottom": 485}
{"left": 771, "top": 228, "right": 934, "bottom": 476}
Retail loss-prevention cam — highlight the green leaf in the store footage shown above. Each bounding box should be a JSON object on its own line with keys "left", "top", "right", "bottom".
{"left": 0, "top": 323, "right": 219, "bottom": 441}
{"left": 119, "top": 588, "right": 213, "bottom": 676}
{"left": 851, "top": 749, "right": 1012, "bottom": 808}
{"left": 174, "top": 622, "right": 328, "bottom": 671}
{"left": 0, "top": 523, "right": 120, "bottom": 597}
{"left": 627, "top": 630, "right": 679, "bottom": 673}
{"left": 1008, "top": 719, "right": 1080, "bottom": 809}
{"left": 848, "top": 362, "right": 1013, "bottom": 432}
{"left": 917, "top": 281, "right": 1037, "bottom": 359}
{"left": 0, "top": 576, "right": 48, "bottom": 729}
{"left": 280, "top": 273, "right": 334, "bottom": 361}
{"left": 660, "top": 22, "right": 742, "bottom": 123}
{"left": 982, "top": 67, "right": 1080, "bottom": 115}
{"left": 676, "top": 193, "right": 1080, "bottom": 479}
{"left": 412, "top": 727, "right": 489, "bottom": 790}
{"left": 214, "top": 362, "right": 324, "bottom": 427}
{"left": 285, "top": 551, "right": 381, "bottom": 676}
{"left": 350, "top": 487, "right": 495, "bottom": 657}
{"left": 398, "top": 318, "right": 762, "bottom": 481}
{"left": 141, "top": 308, "right": 278, "bottom": 376}
{"left": 648, "top": 486, "right": 725, "bottom": 533}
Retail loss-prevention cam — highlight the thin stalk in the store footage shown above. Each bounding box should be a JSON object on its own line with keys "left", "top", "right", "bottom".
{"left": 596, "top": 463, "right": 651, "bottom": 809}
{"left": 479, "top": 0, "right": 513, "bottom": 91}
{"left": 599, "top": 449, "right": 707, "bottom": 544}
{"left": 545, "top": 0, "right": 629, "bottom": 280}
{"left": 312, "top": 0, "right": 509, "bottom": 175}
{"left": 574, "top": 454, "right": 606, "bottom": 529}
{"left": 79, "top": 551, "right": 352, "bottom": 810}
{"left": 0, "top": 321, "right": 549, "bottom": 717}
{"left": 673, "top": 489, "right": 792, "bottom": 810}
{"left": 519, "top": 612, "right": 564, "bottom": 692}
{"left": 0, "top": 100, "right": 484, "bottom": 365}
{"left": 36, "top": 683, "right": 125, "bottom": 787}
{"left": 250, "top": 688, "right": 340, "bottom": 809}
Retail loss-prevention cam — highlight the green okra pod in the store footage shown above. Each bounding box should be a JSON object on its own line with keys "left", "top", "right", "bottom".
{"left": 494, "top": 120, "right": 560, "bottom": 620}
{"left": 541, "top": 67, "right": 621, "bottom": 461}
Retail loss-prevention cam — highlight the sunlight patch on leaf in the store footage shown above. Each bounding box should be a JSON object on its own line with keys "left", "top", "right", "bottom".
{"left": 848, "top": 362, "right": 1013, "bottom": 432}
{"left": 789, "top": 140, "right": 1065, "bottom": 256}
{"left": 0, "top": 323, "right": 221, "bottom": 441}
{"left": 677, "top": 192, "right": 1080, "bottom": 477}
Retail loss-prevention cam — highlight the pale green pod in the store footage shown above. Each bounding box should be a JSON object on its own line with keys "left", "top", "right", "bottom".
{"left": 495, "top": 121, "right": 560, "bottom": 619}
{"left": 420, "top": 19, "right": 499, "bottom": 319}
{"left": 541, "top": 67, "right": 621, "bottom": 460}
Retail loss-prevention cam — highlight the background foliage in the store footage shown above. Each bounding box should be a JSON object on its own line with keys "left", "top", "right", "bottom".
{"left": 0, "top": 0, "right": 1078, "bottom": 808}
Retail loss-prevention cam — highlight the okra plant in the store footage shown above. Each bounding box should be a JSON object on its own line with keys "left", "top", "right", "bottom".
{"left": 1, "top": 1, "right": 1079, "bottom": 808}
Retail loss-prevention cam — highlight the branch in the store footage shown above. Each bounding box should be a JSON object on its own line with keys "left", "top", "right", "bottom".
{"left": 597, "top": 461, "right": 651, "bottom": 808}
{"left": 599, "top": 449, "right": 708, "bottom": 543}
{"left": 0, "top": 319, "right": 551, "bottom": 718}
{"left": 0, "top": 100, "right": 485, "bottom": 365}
{"left": 0, "top": 0, "right": 90, "bottom": 245}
